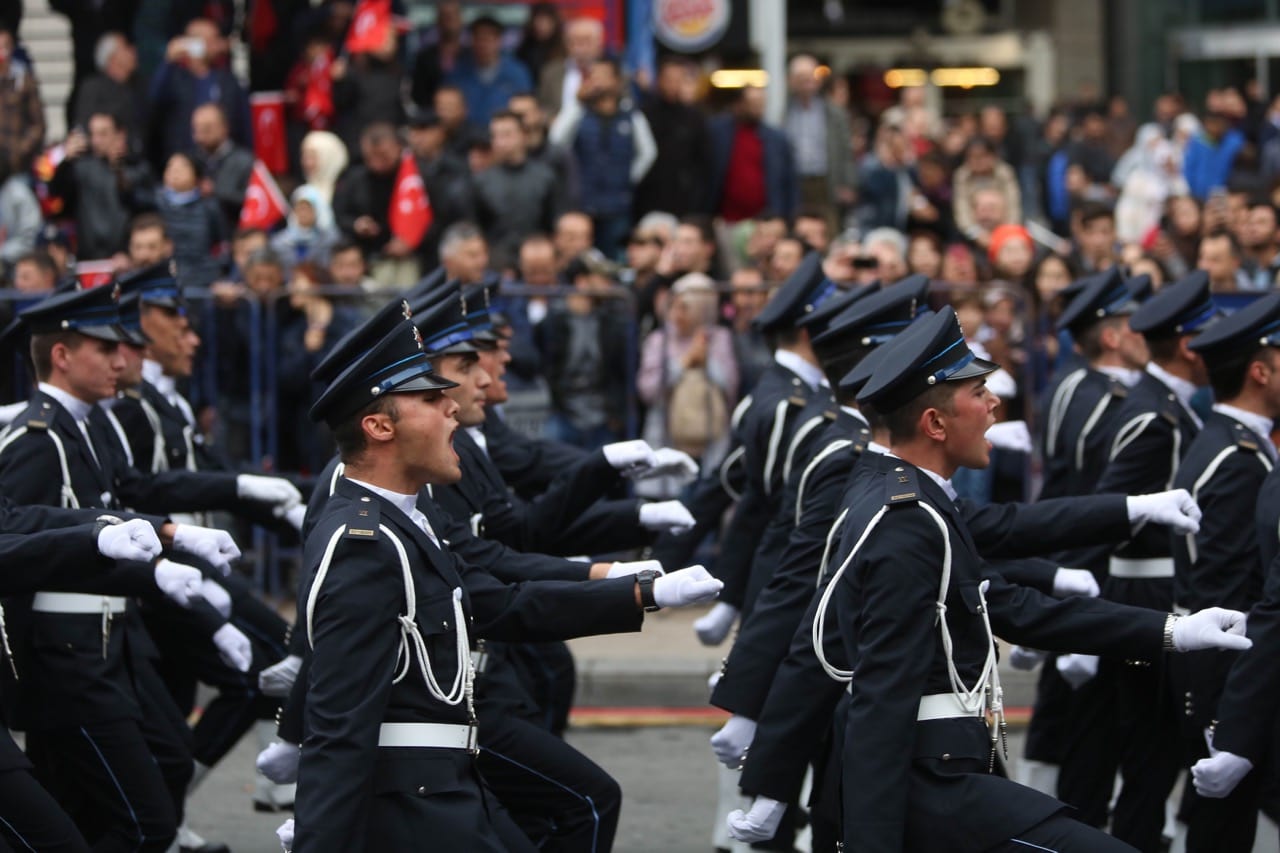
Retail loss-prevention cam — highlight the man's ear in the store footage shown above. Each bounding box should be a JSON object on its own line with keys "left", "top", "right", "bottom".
{"left": 361, "top": 410, "right": 397, "bottom": 445}
{"left": 919, "top": 405, "right": 947, "bottom": 443}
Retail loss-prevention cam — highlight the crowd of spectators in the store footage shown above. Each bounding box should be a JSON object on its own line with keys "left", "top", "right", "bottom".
{"left": 2, "top": 1, "right": 1280, "bottom": 484}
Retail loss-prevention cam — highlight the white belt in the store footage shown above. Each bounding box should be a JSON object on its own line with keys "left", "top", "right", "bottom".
{"left": 917, "top": 692, "right": 985, "bottom": 721}
{"left": 1109, "top": 557, "right": 1174, "bottom": 579}
{"left": 378, "top": 722, "right": 477, "bottom": 752}
{"left": 31, "top": 593, "right": 127, "bottom": 614}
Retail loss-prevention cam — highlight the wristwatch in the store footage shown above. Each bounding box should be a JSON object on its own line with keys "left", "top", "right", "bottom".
{"left": 636, "top": 569, "right": 661, "bottom": 612}
{"left": 93, "top": 514, "right": 125, "bottom": 538}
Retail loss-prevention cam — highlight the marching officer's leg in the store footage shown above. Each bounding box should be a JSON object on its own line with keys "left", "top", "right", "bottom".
{"left": 509, "top": 641, "right": 577, "bottom": 736}
{"left": 129, "top": 649, "right": 196, "bottom": 825}
{"left": 0, "top": 766, "right": 91, "bottom": 853}
{"left": 1108, "top": 658, "right": 1182, "bottom": 852}
{"left": 988, "top": 810, "right": 1140, "bottom": 853}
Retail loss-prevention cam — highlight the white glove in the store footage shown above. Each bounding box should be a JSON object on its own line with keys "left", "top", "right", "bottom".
{"left": 710, "top": 714, "right": 757, "bottom": 768}
{"left": 282, "top": 504, "right": 307, "bottom": 532}
{"left": 276, "top": 818, "right": 295, "bottom": 853}
{"left": 1192, "top": 748, "right": 1254, "bottom": 798}
{"left": 153, "top": 559, "right": 203, "bottom": 608}
{"left": 602, "top": 439, "right": 657, "bottom": 474}
{"left": 1171, "top": 608, "right": 1252, "bottom": 652}
{"left": 97, "top": 518, "right": 163, "bottom": 562}
{"left": 631, "top": 447, "right": 700, "bottom": 484}
{"left": 259, "top": 654, "right": 303, "bottom": 697}
{"left": 1056, "top": 653, "right": 1100, "bottom": 689}
{"left": 1127, "top": 489, "right": 1201, "bottom": 535}
{"left": 1008, "top": 645, "right": 1046, "bottom": 671}
{"left": 258, "top": 740, "right": 301, "bottom": 784}
{"left": 172, "top": 524, "right": 241, "bottom": 576}
{"left": 236, "top": 474, "right": 303, "bottom": 513}
{"left": 1053, "top": 568, "right": 1100, "bottom": 598}
{"left": 695, "top": 601, "right": 739, "bottom": 646}
{"left": 985, "top": 420, "right": 1032, "bottom": 454}
{"left": 212, "top": 622, "right": 252, "bottom": 672}
{"left": 727, "top": 796, "right": 787, "bottom": 844}
{"left": 653, "top": 565, "right": 722, "bottom": 608}
{"left": 200, "top": 578, "right": 232, "bottom": 618}
{"left": 639, "top": 501, "right": 696, "bottom": 534}
{"left": 707, "top": 671, "right": 722, "bottom": 691}
{"left": 606, "top": 559, "right": 665, "bottom": 579}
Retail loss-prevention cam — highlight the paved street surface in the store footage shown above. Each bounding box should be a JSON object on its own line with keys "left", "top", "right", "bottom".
{"left": 183, "top": 605, "right": 1280, "bottom": 852}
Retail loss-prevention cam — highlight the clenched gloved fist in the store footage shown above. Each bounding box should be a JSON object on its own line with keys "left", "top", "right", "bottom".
{"left": 653, "top": 565, "right": 722, "bottom": 608}
{"left": 1053, "top": 568, "right": 1100, "bottom": 598}
{"left": 710, "top": 715, "right": 757, "bottom": 769}
{"left": 276, "top": 818, "right": 294, "bottom": 852}
{"left": 602, "top": 440, "right": 658, "bottom": 474}
{"left": 213, "top": 623, "right": 252, "bottom": 672}
{"left": 636, "top": 448, "right": 700, "bottom": 484}
{"left": 282, "top": 504, "right": 307, "bottom": 532}
{"left": 694, "top": 602, "right": 739, "bottom": 646}
{"left": 639, "top": 501, "right": 696, "bottom": 534}
{"left": 258, "top": 740, "right": 301, "bottom": 784}
{"left": 153, "top": 559, "right": 203, "bottom": 608}
{"left": 200, "top": 579, "right": 232, "bottom": 618}
{"left": 985, "top": 420, "right": 1032, "bottom": 454}
{"left": 607, "top": 559, "right": 665, "bottom": 579}
{"left": 259, "top": 655, "right": 303, "bottom": 698}
{"left": 1055, "top": 653, "right": 1099, "bottom": 689}
{"left": 1193, "top": 748, "right": 1254, "bottom": 798}
{"left": 1127, "top": 489, "right": 1201, "bottom": 535}
{"left": 1007, "top": 646, "right": 1046, "bottom": 671}
{"left": 727, "top": 797, "right": 787, "bottom": 844}
{"left": 236, "top": 474, "right": 303, "bottom": 512}
{"left": 172, "top": 524, "right": 241, "bottom": 575}
{"left": 97, "top": 518, "right": 163, "bottom": 562}
{"left": 1171, "top": 608, "right": 1251, "bottom": 652}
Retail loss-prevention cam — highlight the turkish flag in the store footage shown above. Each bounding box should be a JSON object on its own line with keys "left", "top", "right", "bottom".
{"left": 75, "top": 260, "right": 116, "bottom": 289}
{"left": 302, "top": 48, "right": 334, "bottom": 129}
{"left": 346, "top": 0, "right": 392, "bottom": 55}
{"left": 239, "top": 160, "right": 290, "bottom": 230}
{"left": 248, "top": 0, "right": 278, "bottom": 54}
{"left": 250, "top": 91, "right": 289, "bottom": 175}
{"left": 388, "top": 154, "right": 433, "bottom": 250}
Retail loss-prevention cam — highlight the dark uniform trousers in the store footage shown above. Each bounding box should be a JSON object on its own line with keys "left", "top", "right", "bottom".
{"left": 294, "top": 479, "right": 645, "bottom": 852}
{"left": 1172, "top": 412, "right": 1276, "bottom": 853}
{"left": 830, "top": 454, "right": 1168, "bottom": 852}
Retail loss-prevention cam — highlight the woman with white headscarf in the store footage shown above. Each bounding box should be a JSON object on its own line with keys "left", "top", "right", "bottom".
{"left": 298, "top": 130, "right": 349, "bottom": 205}
{"left": 1113, "top": 123, "right": 1188, "bottom": 244}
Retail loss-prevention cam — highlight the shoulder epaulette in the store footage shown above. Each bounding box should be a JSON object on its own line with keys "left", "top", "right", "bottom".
{"left": 1158, "top": 391, "right": 1180, "bottom": 426}
{"left": 884, "top": 463, "right": 921, "bottom": 505}
{"left": 823, "top": 408, "right": 838, "bottom": 421}
{"left": 853, "top": 426, "right": 871, "bottom": 454}
{"left": 121, "top": 388, "right": 142, "bottom": 401}
{"left": 344, "top": 495, "right": 381, "bottom": 541}
{"left": 1232, "top": 422, "right": 1261, "bottom": 453}
{"left": 26, "top": 400, "right": 53, "bottom": 431}
{"left": 1108, "top": 378, "right": 1129, "bottom": 399}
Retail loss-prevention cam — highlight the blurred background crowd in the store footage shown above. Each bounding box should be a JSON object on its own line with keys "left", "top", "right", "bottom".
{"left": 0, "top": 0, "right": 1278, "bottom": 495}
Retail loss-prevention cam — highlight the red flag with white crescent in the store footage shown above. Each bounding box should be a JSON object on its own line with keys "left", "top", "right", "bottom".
{"left": 239, "top": 160, "right": 290, "bottom": 230}
{"left": 388, "top": 153, "right": 433, "bottom": 250}
{"left": 250, "top": 91, "right": 289, "bottom": 174}
{"left": 346, "top": 0, "right": 392, "bottom": 55}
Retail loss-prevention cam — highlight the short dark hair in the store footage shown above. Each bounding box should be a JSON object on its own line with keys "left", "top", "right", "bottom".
{"left": 329, "top": 237, "right": 363, "bottom": 259}
{"left": 1203, "top": 228, "right": 1242, "bottom": 258}
{"left": 882, "top": 382, "right": 960, "bottom": 444}
{"left": 1078, "top": 201, "right": 1115, "bottom": 228}
{"left": 489, "top": 109, "right": 524, "bottom": 129}
{"left": 14, "top": 250, "right": 56, "bottom": 277}
{"left": 166, "top": 150, "right": 203, "bottom": 180}
{"left": 130, "top": 212, "right": 169, "bottom": 240}
{"left": 678, "top": 214, "right": 715, "bottom": 245}
{"left": 87, "top": 110, "right": 123, "bottom": 131}
{"left": 1207, "top": 347, "right": 1271, "bottom": 401}
{"left": 360, "top": 122, "right": 400, "bottom": 147}
{"left": 1145, "top": 335, "right": 1183, "bottom": 363}
{"left": 333, "top": 396, "right": 400, "bottom": 463}
{"left": 1077, "top": 315, "right": 1128, "bottom": 362}
{"left": 591, "top": 56, "right": 622, "bottom": 78}
{"left": 29, "top": 331, "right": 84, "bottom": 382}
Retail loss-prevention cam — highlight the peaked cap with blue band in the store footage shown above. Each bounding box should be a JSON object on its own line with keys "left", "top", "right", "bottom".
{"left": 462, "top": 276, "right": 503, "bottom": 344}
{"left": 1128, "top": 269, "right": 1220, "bottom": 339}
{"left": 857, "top": 306, "right": 998, "bottom": 412}
{"left": 813, "top": 274, "right": 932, "bottom": 361}
{"left": 412, "top": 286, "right": 481, "bottom": 357}
{"left": 117, "top": 292, "right": 150, "bottom": 347}
{"left": 309, "top": 318, "right": 457, "bottom": 425}
{"left": 1188, "top": 290, "right": 1280, "bottom": 366}
{"left": 116, "top": 261, "right": 185, "bottom": 312}
{"left": 1056, "top": 267, "right": 1151, "bottom": 336}
{"left": 20, "top": 282, "right": 128, "bottom": 343}
{"left": 754, "top": 251, "right": 843, "bottom": 334}
{"left": 838, "top": 310, "right": 935, "bottom": 396}
{"left": 311, "top": 298, "right": 415, "bottom": 385}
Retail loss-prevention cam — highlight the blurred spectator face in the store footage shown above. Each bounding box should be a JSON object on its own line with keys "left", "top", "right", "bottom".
{"left": 128, "top": 226, "right": 173, "bottom": 267}
{"left": 1243, "top": 205, "right": 1279, "bottom": 251}
{"left": 435, "top": 89, "right": 468, "bottom": 132}
{"left": 470, "top": 22, "right": 503, "bottom": 68}
{"left": 736, "top": 87, "right": 766, "bottom": 124}
{"left": 103, "top": 34, "right": 138, "bottom": 81}
{"left": 770, "top": 238, "right": 806, "bottom": 282}
{"left": 0, "top": 30, "right": 12, "bottom": 73}
{"left": 360, "top": 131, "right": 401, "bottom": 175}
{"left": 1078, "top": 215, "right": 1116, "bottom": 264}
{"left": 294, "top": 199, "right": 317, "bottom": 229}
{"left": 916, "top": 156, "right": 948, "bottom": 191}
{"left": 233, "top": 231, "right": 268, "bottom": 272}
{"left": 788, "top": 55, "right": 821, "bottom": 101}
{"left": 972, "top": 188, "right": 1008, "bottom": 231}
{"left": 907, "top": 234, "right": 942, "bottom": 278}
{"left": 941, "top": 244, "right": 978, "bottom": 287}
{"left": 1197, "top": 233, "right": 1240, "bottom": 287}
{"left": 866, "top": 239, "right": 907, "bottom": 282}
{"left": 245, "top": 259, "right": 284, "bottom": 298}
{"left": 573, "top": 270, "right": 612, "bottom": 296}
{"left": 468, "top": 142, "right": 493, "bottom": 173}
{"left": 984, "top": 291, "right": 1017, "bottom": 337}
{"left": 437, "top": 2, "right": 463, "bottom": 38}
{"left": 1169, "top": 195, "right": 1201, "bottom": 237}
{"left": 730, "top": 269, "right": 768, "bottom": 329}
{"left": 954, "top": 300, "right": 984, "bottom": 339}
{"left": 1203, "top": 113, "right": 1228, "bottom": 141}
{"left": 508, "top": 94, "right": 547, "bottom": 145}
{"left": 184, "top": 19, "right": 224, "bottom": 68}
{"left": 489, "top": 115, "right": 526, "bottom": 165}
{"left": 625, "top": 231, "right": 663, "bottom": 275}
{"left": 656, "top": 61, "right": 690, "bottom": 102}
{"left": 1227, "top": 191, "right": 1249, "bottom": 239}
{"left": 163, "top": 154, "right": 198, "bottom": 192}
{"left": 555, "top": 213, "right": 594, "bottom": 264}
{"left": 1154, "top": 94, "right": 1181, "bottom": 125}
{"left": 329, "top": 246, "right": 366, "bottom": 286}
{"left": 407, "top": 123, "right": 446, "bottom": 159}
{"left": 88, "top": 113, "right": 125, "bottom": 159}
{"left": 443, "top": 236, "right": 488, "bottom": 284}
{"left": 13, "top": 258, "right": 54, "bottom": 294}
{"left": 1081, "top": 112, "right": 1107, "bottom": 141}
{"left": 994, "top": 236, "right": 1033, "bottom": 280}
{"left": 565, "top": 18, "right": 604, "bottom": 65}
{"left": 669, "top": 283, "right": 716, "bottom": 338}
{"left": 979, "top": 106, "right": 1007, "bottom": 142}
{"left": 747, "top": 217, "right": 787, "bottom": 264}
{"left": 191, "top": 104, "right": 228, "bottom": 153}
{"left": 964, "top": 143, "right": 996, "bottom": 176}
{"left": 141, "top": 305, "right": 199, "bottom": 378}
{"left": 794, "top": 216, "right": 829, "bottom": 254}
{"left": 583, "top": 59, "right": 622, "bottom": 102}
{"left": 519, "top": 240, "right": 557, "bottom": 285}
{"left": 1034, "top": 255, "right": 1072, "bottom": 305}
{"left": 672, "top": 223, "right": 713, "bottom": 273}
